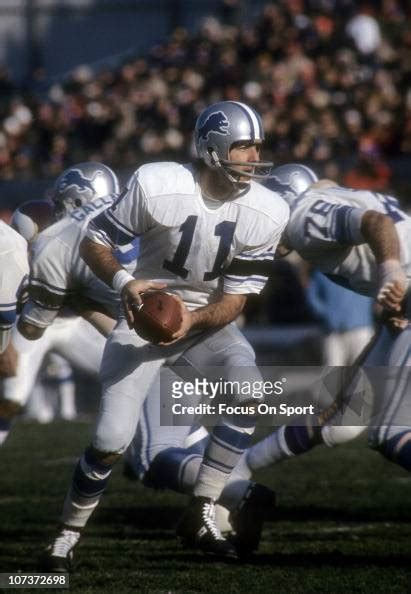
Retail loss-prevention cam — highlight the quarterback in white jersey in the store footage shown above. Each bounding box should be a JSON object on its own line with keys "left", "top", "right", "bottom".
{"left": 245, "top": 164, "right": 411, "bottom": 483}
{"left": 43, "top": 100, "right": 289, "bottom": 570}
{"left": 0, "top": 221, "right": 28, "bottom": 353}
{"left": 87, "top": 160, "right": 284, "bottom": 308}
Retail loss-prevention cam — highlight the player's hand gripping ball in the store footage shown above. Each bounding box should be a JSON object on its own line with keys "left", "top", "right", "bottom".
{"left": 132, "top": 291, "right": 182, "bottom": 344}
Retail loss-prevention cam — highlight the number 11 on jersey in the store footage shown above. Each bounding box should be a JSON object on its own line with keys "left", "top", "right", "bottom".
{"left": 163, "top": 216, "right": 236, "bottom": 281}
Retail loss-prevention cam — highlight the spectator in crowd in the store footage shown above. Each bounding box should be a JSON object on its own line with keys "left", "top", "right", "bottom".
{"left": 0, "top": 1, "right": 410, "bottom": 205}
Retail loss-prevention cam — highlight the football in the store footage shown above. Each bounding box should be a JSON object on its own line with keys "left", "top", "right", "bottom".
{"left": 132, "top": 291, "right": 182, "bottom": 344}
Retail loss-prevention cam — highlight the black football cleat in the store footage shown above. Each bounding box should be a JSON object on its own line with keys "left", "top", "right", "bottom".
{"left": 41, "top": 528, "right": 81, "bottom": 573}
{"left": 177, "top": 496, "right": 238, "bottom": 559}
{"left": 230, "top": 483, "right": 276, "bottom": 558}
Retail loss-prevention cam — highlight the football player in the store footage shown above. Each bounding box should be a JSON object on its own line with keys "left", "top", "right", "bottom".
{"left": 123, "top": 367, "right": 275, "bottom": 557}
{"left": 0, "top": 202, "right": 52, "bottom": 442}
{"left": 0, "top": 221, "right": 29, "bottom": 442}
{"left": 43, "top": 100, "right": 290, "bottom": 569}
{"left": 0, "top": 163, "right": 120, "bottom": 444}
{"left": 241, "top": 163, "right": 411, "bottom": 478}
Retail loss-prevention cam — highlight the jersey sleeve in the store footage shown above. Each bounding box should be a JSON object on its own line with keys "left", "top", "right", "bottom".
{"left": 0, "top": 250, "right": 29, "bottom": 352}
{"left": 86, "top": 171, "right": 152, "bottom": 248}
{"left": 21, "top": 239, "right": 72, "bottom": 328}
{"left": 223, "top": 210, "right": 288, "bottom": 296}
{"left": 290, "top": 198, "right": 366, "bottom": 249}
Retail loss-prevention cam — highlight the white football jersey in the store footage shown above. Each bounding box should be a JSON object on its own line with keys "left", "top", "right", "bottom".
{"left": 21, "top": 195, "right": 137, "bottom": 329}
{"left": 0, "top": 221, "right": 29, "bottom": 351}
{"left": 87, "top": 162, "right": 289, "bottom": 309}
{"left": 285, "top": 186, "right": 411, "bottom": 296}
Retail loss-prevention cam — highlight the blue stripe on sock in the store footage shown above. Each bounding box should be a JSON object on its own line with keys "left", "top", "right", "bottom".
{"left": 284, "top": 425, "right": 313, "bottom": 455}
{"left": 213, "top": 424, "right": 252, "bottom": 450}
{"left": 203, "top": 455, "right": 232, "bottom": 473}
{"left": 381, "top": 431, "right": 411, "bottom": 471}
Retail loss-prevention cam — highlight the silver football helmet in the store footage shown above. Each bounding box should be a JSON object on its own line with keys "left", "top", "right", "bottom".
{"left": 265, "top": 163, "right": 318, "bottom": 205}
{"left": 11, "top": 199, "right": 55, "bottom": 243}
{"left": 194, "top": 101, "right": 272, "bottom": 184}
{"left": 52, "top": 162, "right": 119, "bottom": 219}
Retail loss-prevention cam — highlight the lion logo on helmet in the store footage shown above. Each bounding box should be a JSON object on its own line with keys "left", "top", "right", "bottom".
{"left": 58, "top": 169, "right": 101, "bottom": 195}
{"left": 198, "top": 111, "right": 229, "bottom": 140}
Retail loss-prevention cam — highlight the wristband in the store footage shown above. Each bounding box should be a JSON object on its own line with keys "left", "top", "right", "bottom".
{"left": 112, "top": 269, "right": 134, "bottom": 294}
{"left": 11, "top": 325, "right": 39, "bottom": 354}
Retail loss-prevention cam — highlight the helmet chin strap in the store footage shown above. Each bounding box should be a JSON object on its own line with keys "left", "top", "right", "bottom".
{"left": 220, "top": 158, "right": 273, "bottom": 181}
{"left": 209, "top": 150, "right": 272, "bottom": 184}
{"left": 209, "top": 150, "right": 248, "bottom": 194}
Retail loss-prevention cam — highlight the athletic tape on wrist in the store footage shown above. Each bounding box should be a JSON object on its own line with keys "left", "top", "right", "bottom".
{"left": 378, "top": 259, "right": 405, "bottom": 286}
{"left": 112, "top": 269, "right": 134, "bottom": 294}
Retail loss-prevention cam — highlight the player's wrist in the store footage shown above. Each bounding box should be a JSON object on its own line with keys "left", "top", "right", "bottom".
{"left": 112, "top": 269, "right": 134, "bottom": 294}
{"left": 378, "top": 259, "right": 406, "bottom": 286}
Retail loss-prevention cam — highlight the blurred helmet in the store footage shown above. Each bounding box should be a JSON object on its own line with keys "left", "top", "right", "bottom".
{"left": 11, "top": 200, "right": 55, "bottom": 243}
{"left": 265, "top": 163, "right": 318, "bottom": 205}
{"left": 52, "top": 162, "right": 119, "bottom": 219}
{"left": 194, "top": 101, "right": 272, "bottom": 184}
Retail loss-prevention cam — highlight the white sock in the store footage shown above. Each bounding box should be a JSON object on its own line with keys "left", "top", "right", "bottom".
{"left": 246, "top": 426, "right": 294, "bottom": 472}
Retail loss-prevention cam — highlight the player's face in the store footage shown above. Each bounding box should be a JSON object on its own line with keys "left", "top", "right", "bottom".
{"left": 228, "top": 141, "right": 262, "bottom": 181}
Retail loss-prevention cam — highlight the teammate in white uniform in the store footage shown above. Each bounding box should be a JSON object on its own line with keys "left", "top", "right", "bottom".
{"left": 0, "top": 207, "right": 48, "bottom": 443}
{"left": 0, "top": 164, "right": 120, "bottom": 444}
{"left": 242, "top": 164, "right": 410, "bottom": 477}
{"left": 43, "top": 100, "right": 289, "bottom": 570}
{"left": 0, "top": 222, "right": 29, "bottom": 354}
{"left": 11, "top": 200, "right": 78, "bottom": 424}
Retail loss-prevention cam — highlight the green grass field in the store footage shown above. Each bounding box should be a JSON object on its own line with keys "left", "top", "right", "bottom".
{"left": 1, "top": 420, "right": 411, "bottom": 593}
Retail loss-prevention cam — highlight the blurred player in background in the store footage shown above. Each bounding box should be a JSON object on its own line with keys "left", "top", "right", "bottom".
{"left": 0, "top": 163, "right": 120, "bottom": 445}
{"left": 24, "top": 352, "right": 77, "bottom": 423}
{"left": 9, "top": 199, "right": 78, "bottom": 424}
{"left": 43, "top": 100, "right": 289, "bottom": 570}
{"left": 0, "top": 201, "right": 52, "bottom": 443}
{"left": 241, "top": 163, "right": 411, "bottom": 477}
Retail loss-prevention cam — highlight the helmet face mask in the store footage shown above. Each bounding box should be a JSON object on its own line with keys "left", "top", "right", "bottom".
{"left": 265, "top": 163, "right": 319, "bottom": 205}
{"left": 194, "top": 101, "right": 272, "bottom": 186}
{"left": 52, "top": 162, "right": 119, "bottom": 219}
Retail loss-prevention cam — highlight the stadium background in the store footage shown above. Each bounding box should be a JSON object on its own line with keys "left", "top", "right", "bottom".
{"left": 1, "top": 1, "right": 411, "bottom": 592}
{"left": 1, "top": 0, "right": 410, "bottom": 209}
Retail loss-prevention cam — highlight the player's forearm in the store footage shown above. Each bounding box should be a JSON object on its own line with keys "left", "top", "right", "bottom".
{"left": 79, "top": 237, "right": 126, "bottom": 288}
{"left": 361, "top": 210, "right": 401, "bottom": 264}
{"left": 190, "top": 293, "right": 247, "bottom": 330}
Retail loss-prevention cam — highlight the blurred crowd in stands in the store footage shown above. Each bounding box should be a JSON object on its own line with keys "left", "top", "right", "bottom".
{"left": 0, "top": 0, "right": 410, "bottom": 202}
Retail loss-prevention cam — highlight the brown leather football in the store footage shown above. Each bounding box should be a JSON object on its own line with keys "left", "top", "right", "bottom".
{"left": 132, "top": 291, "right": 182, "bottom": 343}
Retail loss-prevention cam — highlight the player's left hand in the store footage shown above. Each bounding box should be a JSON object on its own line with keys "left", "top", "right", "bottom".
{"left": 377, "top": 280, "right": 407, "bottom": 312}
{"left": 158, "top": 295, "right": 192, "bottom": 345}
{"left": 122, "top": 279, "right": 167, "bottom": 329}
{"left": 0, "top": 342, "right": 18, "bottom": 377}
{"left": 377, "top": 260, "right": 408, "bottom": 312}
